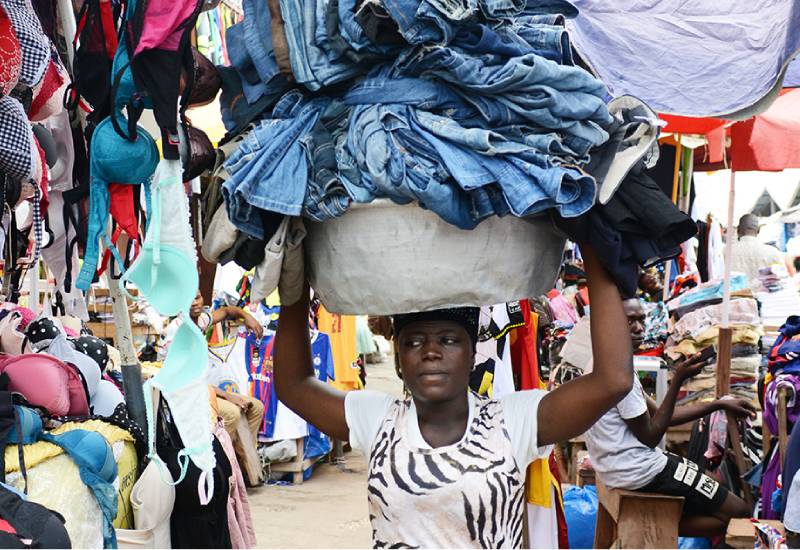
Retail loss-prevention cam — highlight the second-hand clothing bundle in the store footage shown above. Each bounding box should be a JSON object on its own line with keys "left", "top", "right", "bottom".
{"left": 664, "top": 282, "right": 762, "bottom": 406}
{"left": 205, "top": 0, "right": 696, "bottom": 297}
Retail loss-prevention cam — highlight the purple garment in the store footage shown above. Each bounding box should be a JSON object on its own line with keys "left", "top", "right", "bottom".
{"left": 762, "top": 448, "right": 783, "bottom": 519}
{"left": 763, "top": 374, "right": 800, "bottom": 436}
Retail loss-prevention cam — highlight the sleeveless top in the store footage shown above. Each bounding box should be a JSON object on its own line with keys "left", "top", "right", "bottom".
{"left": 366, "top": 395, "right": 525, "bottom": 548}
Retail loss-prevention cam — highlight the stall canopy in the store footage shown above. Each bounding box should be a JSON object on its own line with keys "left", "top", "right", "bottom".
{"left": 661, "top": 90, "right": 800, "bottom": 172}
{"left": 567, "top": 0, "right": 800, "bottom": 117}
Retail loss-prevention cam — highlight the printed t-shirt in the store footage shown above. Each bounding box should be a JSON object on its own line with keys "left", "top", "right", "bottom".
{"left": 345, "top": 389, "right": 551, "bottom": 470}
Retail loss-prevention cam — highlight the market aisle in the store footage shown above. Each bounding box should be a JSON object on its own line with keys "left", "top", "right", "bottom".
{"left": 250, "top": 354, "right": 402, "bottom": 548}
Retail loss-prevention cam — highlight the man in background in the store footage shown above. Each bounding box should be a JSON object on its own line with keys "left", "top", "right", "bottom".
{"left": 730, "top": 214, "right": 785, "bottom": 287}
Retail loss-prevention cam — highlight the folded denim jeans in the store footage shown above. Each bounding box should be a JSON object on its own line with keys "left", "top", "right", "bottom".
{"left": 223, "top": 92, "right": 324, "bottom": 236}
{"left": 394, "top": 36, "right": 612, "bottom": 152}
{"left": 380, "top": 0, "right": 456, "bottom": 44}
{"left": 324, "top": 0, "right": 397, "bottom": 64}
{"left": 242, "top": 0, "right": 282, "bottom": 86}
{"left": 300, "top": 100, "right": 353, "bottom": 221}
{"left": 279, "top": 0, "right": 363, "bottom": 90}
{"left": 223, "top": 92, "right": 355, "bottom": 227}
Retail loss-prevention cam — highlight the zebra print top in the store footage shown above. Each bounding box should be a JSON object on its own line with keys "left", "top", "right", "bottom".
{"left": 366, "top": 394, "right": 525, "bottom": 548}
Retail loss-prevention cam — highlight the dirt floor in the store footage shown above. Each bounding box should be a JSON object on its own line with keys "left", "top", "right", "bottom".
{"left": 248, "top": 355, "right": 402, "bottom": 548}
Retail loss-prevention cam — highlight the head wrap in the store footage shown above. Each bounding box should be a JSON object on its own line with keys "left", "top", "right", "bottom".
{"left": 392, "top": 307, "right": 480, "bottom": 349}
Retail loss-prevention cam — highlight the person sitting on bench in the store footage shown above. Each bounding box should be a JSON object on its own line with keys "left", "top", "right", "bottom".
{"left": 585, "top": 298, "right": 756, "bottom": 537}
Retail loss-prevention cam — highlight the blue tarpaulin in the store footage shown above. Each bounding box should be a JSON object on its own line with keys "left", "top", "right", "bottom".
{"left": 566, "top": 1, "right": 800, "bottom": 117}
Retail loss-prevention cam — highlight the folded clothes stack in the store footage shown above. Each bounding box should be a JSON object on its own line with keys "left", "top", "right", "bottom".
{"left": 665, "top": 278, "right": 762, "bottom": 404}
{"left": 205, "top": 0, "right": 695, "bottom": 297}
{"left": 758, "top": 264, "right": 789, "bottom": 293}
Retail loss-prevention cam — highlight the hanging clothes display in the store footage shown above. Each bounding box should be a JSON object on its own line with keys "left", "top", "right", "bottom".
{"left": 317, "top": 306, "right": 360, "bottom": 391}
{"left": 306, "top": 330, "right": 335, "bottom": 458}
{"left": 474, "top": 303, "right": 520, "bottom": 399}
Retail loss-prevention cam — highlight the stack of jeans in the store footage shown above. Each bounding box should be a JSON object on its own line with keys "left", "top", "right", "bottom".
{"left": 220, "top": 1, "right": 619, "bottom": 227}
{"left": 222, "top": 91, "right": 353, "bottom": 237}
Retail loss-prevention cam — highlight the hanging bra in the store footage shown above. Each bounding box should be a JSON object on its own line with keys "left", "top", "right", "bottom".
{"left": 143, "top": 319, "right": 215, "bottom": 504}
{"left": 120, "top": 159, "right": 198, "bottom": 316}
{"left": 75, "top": 116, "right": 158, "bottom": 291}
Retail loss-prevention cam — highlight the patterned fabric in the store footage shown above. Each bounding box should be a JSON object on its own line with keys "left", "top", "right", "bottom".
{"left": 367, "top": 395, "right": 525, "bottom": 548}
{"left": 0, "top": 0, "right": 48, "bottom": 86}
{"left": 72, "top": 335, "right": 110, "bottom": 372}
{"left": 0, "top": 5, "right": 21, "bottom": 96}
{"left": 0, "top": 95, "right": 33, "bottom": 182}
{"left": 30, "top": 172, "right": 41, "bottom": 263}
{"left": 25, "top": 315, "right": 60, "bottom": 350}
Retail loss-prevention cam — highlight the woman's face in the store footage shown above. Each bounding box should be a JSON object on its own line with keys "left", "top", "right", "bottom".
{"left": 396, "top": 320, "right": 474, "bottom": 404}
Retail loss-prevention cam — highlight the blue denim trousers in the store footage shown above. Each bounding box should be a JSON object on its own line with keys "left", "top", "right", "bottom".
{"left": 301, "top": 100, "right": 353, "bottom": 221}
{"left": 394, "top": 41, "right": 612, "bottom": 155}
{"left": 346, "top": 102, "right": 479, "bottom": 228}
{"left": 223, "top": 92, "right": 327, "bottom": 237}
{"left": 242, "top": 0, "right": 282, "bottom": 85}
{"left": 410, "top": 109, "right": 596, "bottom": 218}
{"left": 345, "top": 70, "right": 589, "bottom": 161}
{"left": 279, "top": 0, "right": 362, "bottom": 90}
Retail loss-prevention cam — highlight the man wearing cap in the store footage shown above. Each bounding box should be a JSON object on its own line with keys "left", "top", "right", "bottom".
{"left": 730, "top": 214, "right": 785, "bottom": 288}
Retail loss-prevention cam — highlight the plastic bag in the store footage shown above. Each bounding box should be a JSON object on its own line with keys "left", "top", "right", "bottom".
{"left": 563, "top": 485, "right": 598, "bottom": 549}
{"left": 679, "top": 536, "right": 712, "bottom": 548}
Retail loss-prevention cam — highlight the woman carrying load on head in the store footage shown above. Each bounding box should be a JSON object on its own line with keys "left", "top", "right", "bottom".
{"left": 273, "top": 245, "right": 634, "bottom": 549}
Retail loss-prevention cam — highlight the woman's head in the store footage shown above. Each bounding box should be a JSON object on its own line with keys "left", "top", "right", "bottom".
{"left": 392, "top": 308, "right": 479, "bottom": 404}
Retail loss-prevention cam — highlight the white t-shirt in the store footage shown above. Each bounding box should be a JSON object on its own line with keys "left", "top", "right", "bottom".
{"left": 585, "top": 375, "right": 668, "bottom": 489}
{"left": 345, "top": 389, "right": 551, "bottom": 469}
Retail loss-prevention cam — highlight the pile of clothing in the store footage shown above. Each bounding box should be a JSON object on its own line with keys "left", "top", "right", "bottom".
{"left": 758, "top": 265, "right": 789, "bottom": 293}
{"left": 205, "top": 0, "right": 696, "bottom": 299}
{"left": 756, "top": 267, "right": 800, "bottom": 328}
{"left": 665, "top": 276, "right": 762, "bottom": 404}
{"left": 0, "top": 303, "right": 148, "bottom": 548}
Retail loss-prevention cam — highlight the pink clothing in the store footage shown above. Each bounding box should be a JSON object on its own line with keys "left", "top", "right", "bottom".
{"left": 133, "top": 0, "right": 198, "bottom": 54}
{"left": 546, "top": 290, "right": 578, "bottom": 325}
{"left": 214, "top": 422, "right": 257, "bottom": 549}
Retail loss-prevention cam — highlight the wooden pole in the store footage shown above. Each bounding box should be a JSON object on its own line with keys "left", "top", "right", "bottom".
{"left": 716, "top": 169, "right": 753, "bottom": 507}
{"left": 663, "top": 137, "right": 684, "bottom": 302}
{"left": 671, "top": 136, "right": 683, "bottom": 204}
{"left": 105, "top": 234, "right": 148, "bottom": 435}
{"left": 721, "top": 170, "right": 736, "bottom": 328}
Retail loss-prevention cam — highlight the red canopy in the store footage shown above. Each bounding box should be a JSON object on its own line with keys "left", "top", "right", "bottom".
{"left": 660, "top": 89, "right": 800, "bottom": 172}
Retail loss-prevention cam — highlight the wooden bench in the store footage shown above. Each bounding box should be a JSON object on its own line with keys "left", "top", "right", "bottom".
{"left": 594, "top": 480, "right": 684, "bottom": 548}
{"left": 268, "top": 437, "right": 327, "bottom": 485}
